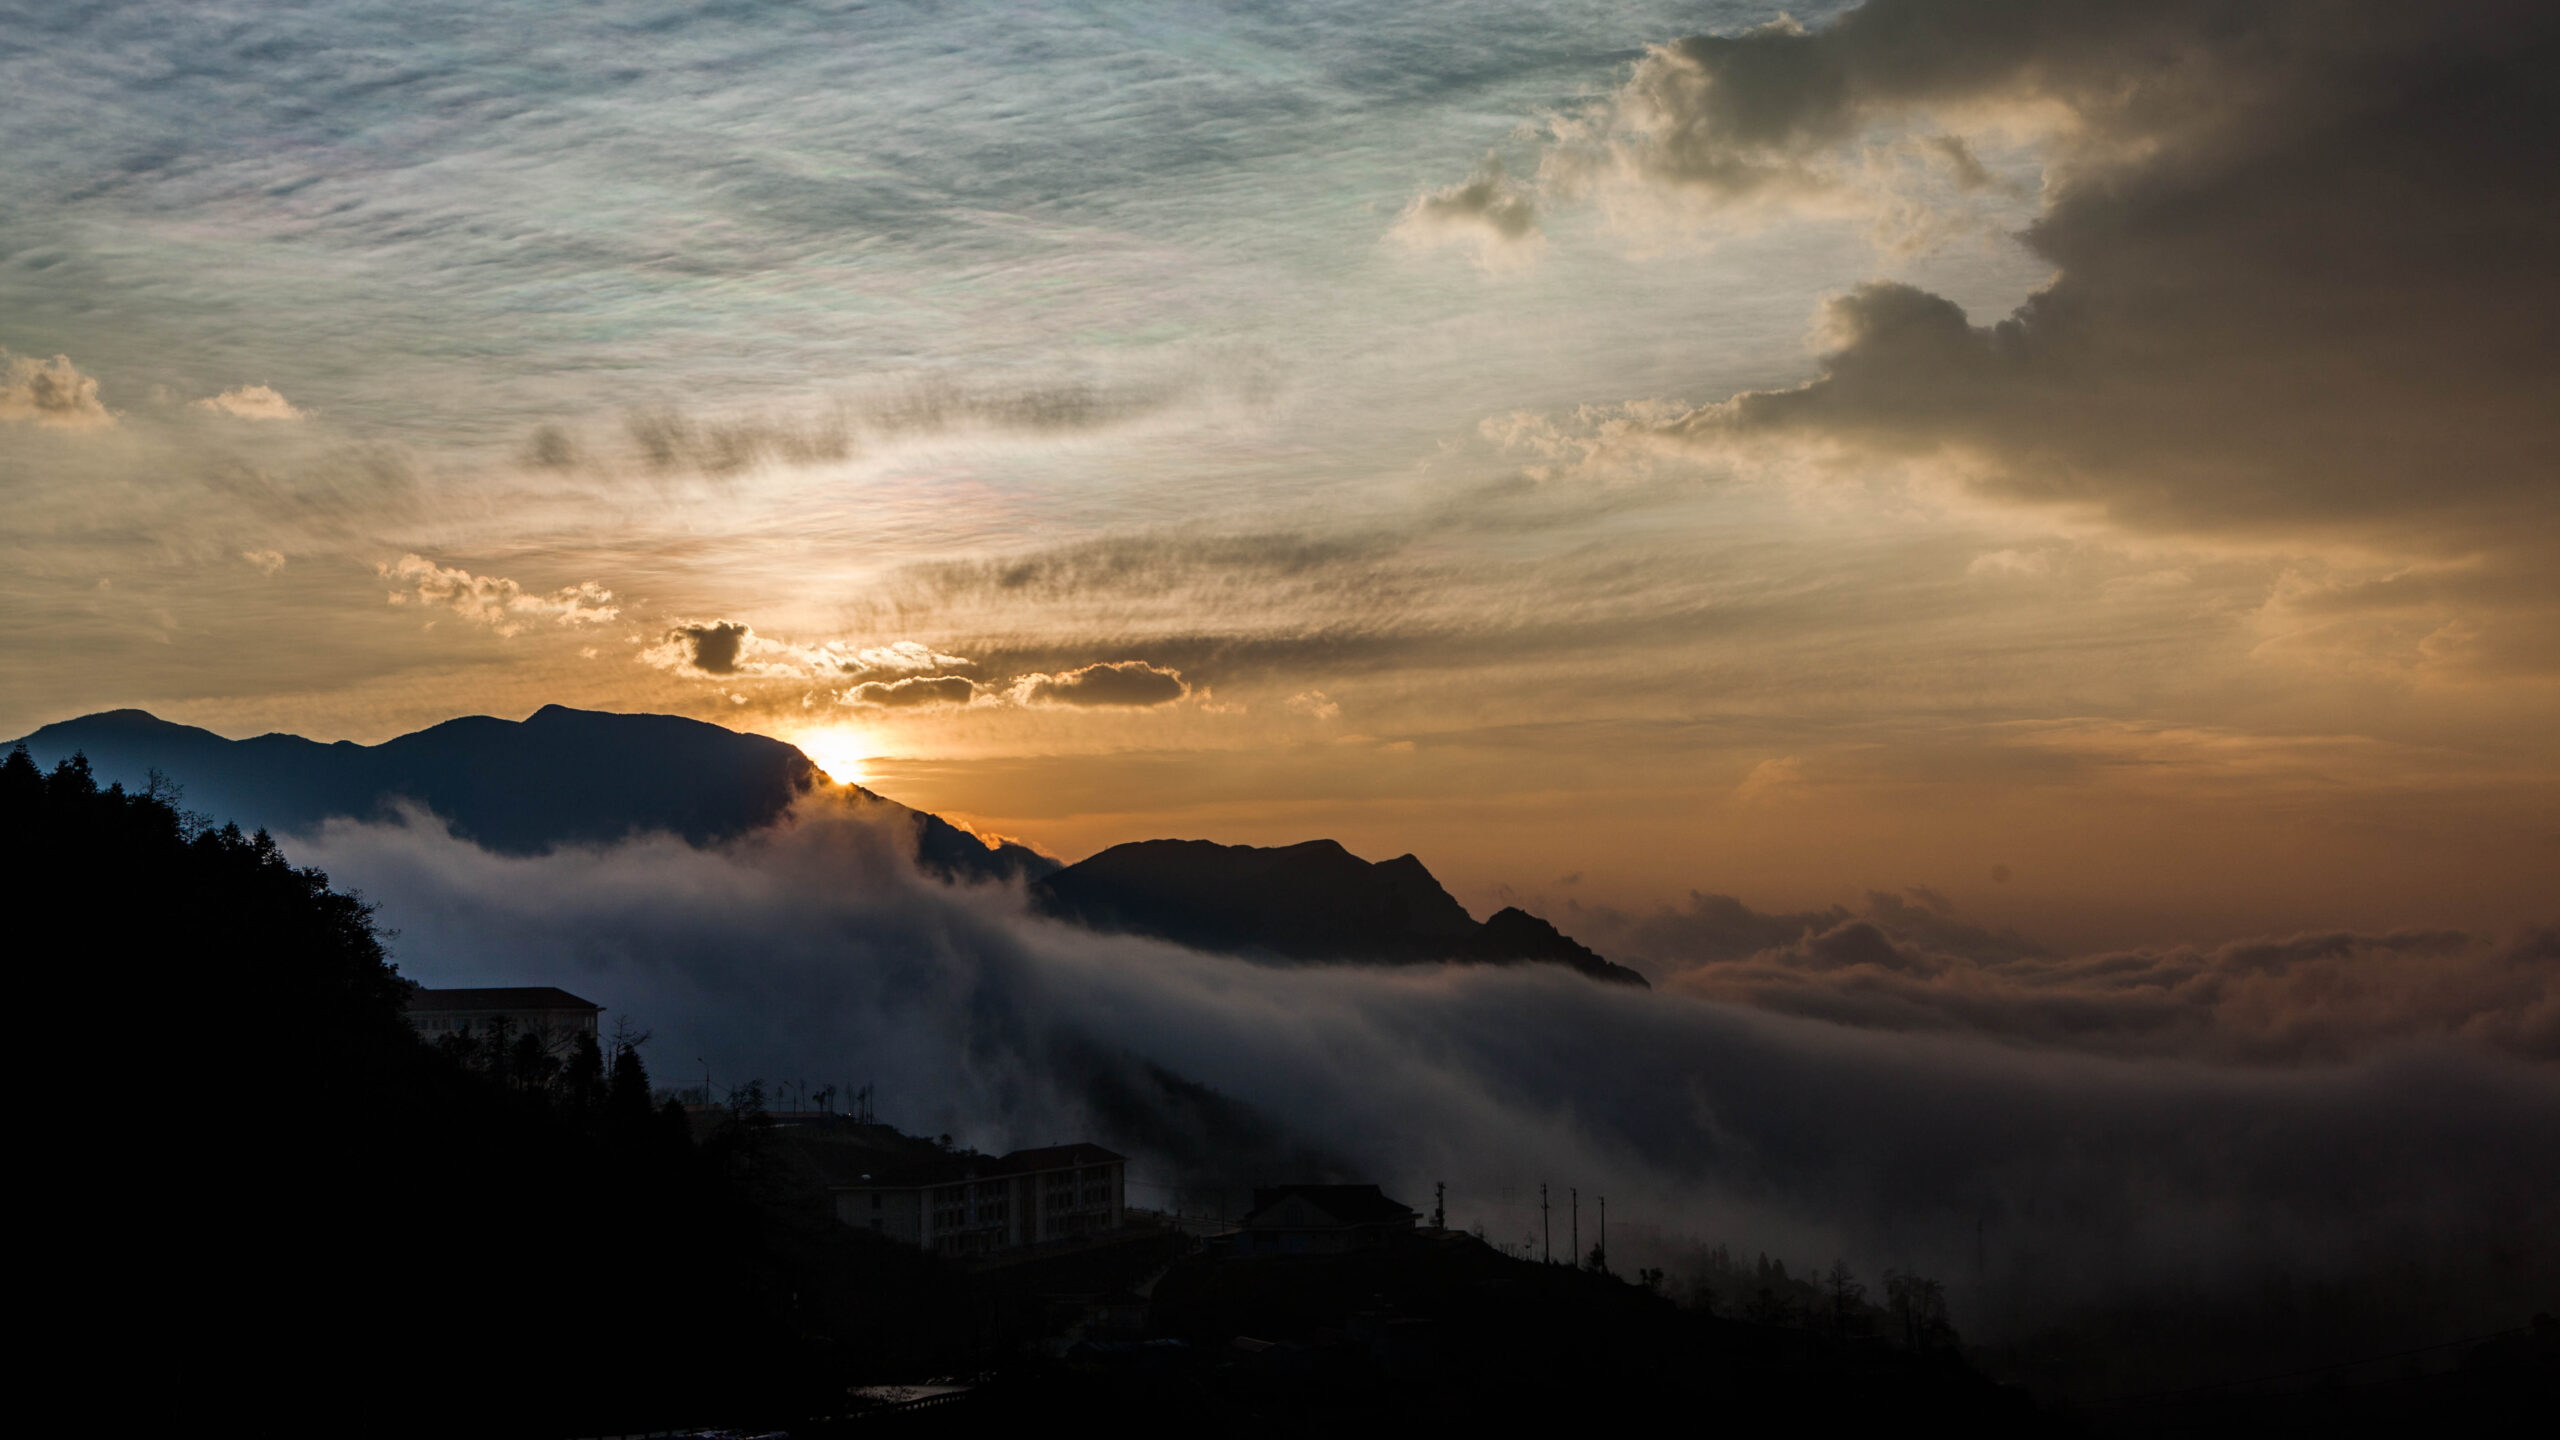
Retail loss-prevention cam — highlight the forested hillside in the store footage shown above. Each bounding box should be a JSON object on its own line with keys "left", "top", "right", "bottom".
{"left": 1, "top": 746, "right": 968, "bottom": 1435}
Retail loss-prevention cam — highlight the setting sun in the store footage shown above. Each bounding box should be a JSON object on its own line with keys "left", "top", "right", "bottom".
{"left": 787, "top": 727, "right": 874, "bottom": 787}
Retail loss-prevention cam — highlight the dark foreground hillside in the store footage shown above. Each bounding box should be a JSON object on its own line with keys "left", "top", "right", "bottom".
{"left": 1, "top": 747, "right": 992, "bottom": 1436}
{"left": 981, "top": 1233, "right": 2037, "bottom": 1432}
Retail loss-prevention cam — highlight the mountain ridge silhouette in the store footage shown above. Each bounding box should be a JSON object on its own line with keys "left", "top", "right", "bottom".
{"left": 16, "top": 706, "right": 1640, "bottom": 982}
{"left": 8, "top": 705, "right": 1055, "bottom": 883}
{"left": 1034, "top": 836, "right": 1648, "bottom": 985}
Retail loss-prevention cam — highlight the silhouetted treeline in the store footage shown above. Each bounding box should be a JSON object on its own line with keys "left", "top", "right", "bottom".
{"left": 3, "top": 749, "right": 979, "bottom": 1435}
{"left": 1663, "top": 1242, "right": 1957, "bottom": 1353}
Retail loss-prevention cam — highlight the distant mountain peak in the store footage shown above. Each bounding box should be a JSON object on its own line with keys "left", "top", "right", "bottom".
{"left": 47, "top": 707, "right": 200, "bottom": 735}
{"left": 1033, "top": 837, "right": 1646, "bottom": 985}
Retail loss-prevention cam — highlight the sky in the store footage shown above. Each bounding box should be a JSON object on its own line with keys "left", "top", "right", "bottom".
{"left": 8, "top": 2, "right": 2556, "bottom": 1354}
{"left": 6, "top": 0, "right": 2558, "bottom": 953}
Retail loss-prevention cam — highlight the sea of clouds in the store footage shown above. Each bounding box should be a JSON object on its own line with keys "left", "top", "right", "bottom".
{"left": 297, "top": 793, "right": 2560, "bottom": 1344}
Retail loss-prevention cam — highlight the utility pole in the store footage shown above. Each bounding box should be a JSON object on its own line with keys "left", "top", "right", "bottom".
{"left": 1433, "top": 1181, "right": 1445, "bottom": 1231}
{"left": 1541, "top": 1183, "right": 1551, "bottom": 1264}
{"left": 1598, "top": 1196, "right": 1607, "bottom": 1275}
{"left": 1571, "top": 1188, "right": 1580, "bottom": 1269}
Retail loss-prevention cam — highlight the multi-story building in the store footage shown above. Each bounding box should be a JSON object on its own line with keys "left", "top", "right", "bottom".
{"left": 831, "top": 1143, "right": 1126, "bottom": 1258}
{"left": 404, "top": 986, "right": 601, "bottom": 1043}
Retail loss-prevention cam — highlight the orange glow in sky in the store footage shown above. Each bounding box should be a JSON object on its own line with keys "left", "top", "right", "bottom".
{"left": 788, "top": 728, "right": 876, "bottom": 788}
{"left": 3, "top": 0, "right": 2555, "bottom": 958}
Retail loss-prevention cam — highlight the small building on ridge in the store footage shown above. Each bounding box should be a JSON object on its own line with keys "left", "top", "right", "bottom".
{"left": 1233, "top": 1184, "right": 1418, "bottom": 1256}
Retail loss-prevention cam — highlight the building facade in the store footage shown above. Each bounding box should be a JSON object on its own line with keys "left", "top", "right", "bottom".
{"left": 404, "top": 986, "right": 601, "bottom": 1042}
{"left": 832, "top": 1143, "right": 1126, "bottom": 1258}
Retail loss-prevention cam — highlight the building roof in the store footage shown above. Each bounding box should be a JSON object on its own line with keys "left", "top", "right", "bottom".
{"left": 404, "top": 986, "right": 600, "bottom": 1013}
{"left": 1243, "top": 1184, "right": 1419, "bottom": 1229}
{"left": 1000, "top": 1142, "right": 1126, "bottom": 1173}
{"left": 827, "top": 1141, "right": 1127, "bottom": 1191}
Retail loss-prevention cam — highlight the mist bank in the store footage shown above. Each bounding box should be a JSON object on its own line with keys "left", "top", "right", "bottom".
{"left": 289, "top": 791, "right": 2560, "bottom": 1351}
{"left": 1566, "top": 889, "right": 2560, "bottom": 1065}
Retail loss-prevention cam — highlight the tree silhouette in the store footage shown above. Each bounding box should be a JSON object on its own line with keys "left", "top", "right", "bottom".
{"left": 1827, "top": 1259, "right": 1869, "bottom": 1337}
{"left": 1884, "top": 1269, "right": 1956, "bottom": 1352}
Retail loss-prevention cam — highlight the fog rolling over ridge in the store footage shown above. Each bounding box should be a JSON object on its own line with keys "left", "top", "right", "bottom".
{"left": 27, "top": 703, "right": 2556, "bottom": 1349}
{"left": 277, "top": 790, "right": 2556, "bottom": 1349}
{"left": 20, "top": 707, "right": 2498, "bottom": 1342}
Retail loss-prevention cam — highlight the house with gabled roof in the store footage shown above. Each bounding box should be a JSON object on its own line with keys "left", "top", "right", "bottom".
{"left": 1234, "top": 1184, "right": 1418, "bottom": 1256}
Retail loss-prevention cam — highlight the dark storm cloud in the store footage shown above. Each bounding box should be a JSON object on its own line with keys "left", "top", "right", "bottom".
{"left": 665, "top": 621, "right": 750, "bottom": 675}
{"left": 291, "top": 802, "right": 2560, "bottom": 1342}
{"left": 1596, "top": 0, "right": 2560, "bottom": 553}
{"left": 1572, "top": 889, "right": 2559, "bottom": 1064}
{"left": 1019, "top": 660, "right": 1188, "bottom": 708}
{"left": 846, "top": 675, "right": 976, "bottom": 709}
